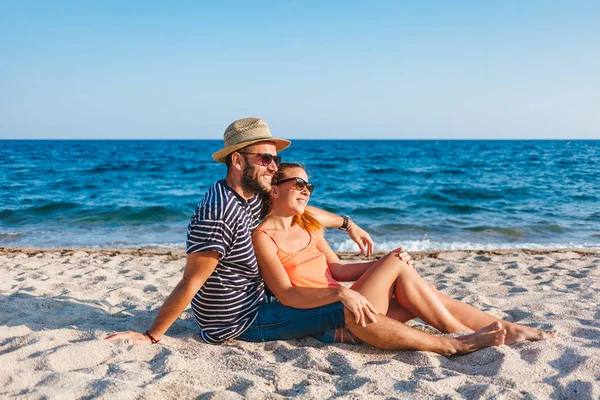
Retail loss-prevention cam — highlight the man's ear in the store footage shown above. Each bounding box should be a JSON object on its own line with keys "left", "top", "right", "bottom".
{"left": 231, "top": 152, "right": 244, "bottom": 171}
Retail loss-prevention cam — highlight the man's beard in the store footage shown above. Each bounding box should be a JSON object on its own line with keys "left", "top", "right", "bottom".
{"left": 241, "top": 165, "right": 271, "bottom": 194}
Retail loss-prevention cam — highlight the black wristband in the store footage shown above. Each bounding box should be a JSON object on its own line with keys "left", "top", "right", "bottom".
{"left": 339, "top": 215, "right": 349, "bottom": 231}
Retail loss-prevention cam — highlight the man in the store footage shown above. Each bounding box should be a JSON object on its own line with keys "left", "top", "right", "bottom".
{"left": 106, "top": 118, "right": 505, "bottom": 355}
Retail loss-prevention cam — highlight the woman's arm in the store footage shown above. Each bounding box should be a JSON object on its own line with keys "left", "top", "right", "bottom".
{"left": 252, "top": 231, "right": 378, "bottom": 326}
{"left": 315, "top": 232, "right": 375, "bottom": 281}
{"left": 317, "top": 235, "right": 416, "bottom": 281}
{"left": 306, "top": 206, "right": 374, "bottom": 256}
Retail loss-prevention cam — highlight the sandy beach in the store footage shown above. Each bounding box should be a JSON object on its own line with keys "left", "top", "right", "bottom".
{"left": 1, "top": 246, "right": 599, "bottom": 399}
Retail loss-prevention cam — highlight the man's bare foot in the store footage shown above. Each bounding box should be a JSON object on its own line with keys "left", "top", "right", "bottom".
{"left": 443, "top": 322, "right": 506, "bottom": 356}
{"left": 504, "top": 323, "right": 557, "bottom": 345}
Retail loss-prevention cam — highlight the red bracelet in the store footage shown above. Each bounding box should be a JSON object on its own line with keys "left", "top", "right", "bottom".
{"left": 145, "top": 330, "right": 160, "bottom": 344}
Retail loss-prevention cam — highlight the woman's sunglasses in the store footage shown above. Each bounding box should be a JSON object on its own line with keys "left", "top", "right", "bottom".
{"left": 238, "top": 152, "right": 282, "bottom": 167}
{"left": 275, "top": 177, "right": 315, "bottom": 194}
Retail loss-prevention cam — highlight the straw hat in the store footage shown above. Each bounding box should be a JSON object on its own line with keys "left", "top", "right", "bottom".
{"left": 212, "top": 118, "right": 292, "bottom": 163}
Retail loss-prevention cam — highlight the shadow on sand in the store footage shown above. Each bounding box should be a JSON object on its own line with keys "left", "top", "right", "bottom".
{"left": 0, "top": 291, "right": 197, "bottom": 339}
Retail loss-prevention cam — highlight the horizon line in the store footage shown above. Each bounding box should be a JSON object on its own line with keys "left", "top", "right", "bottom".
{"left": 1, "top": 138, "right": 599, "bottom": 141}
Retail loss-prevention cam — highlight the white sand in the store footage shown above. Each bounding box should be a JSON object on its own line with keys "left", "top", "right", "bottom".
{"left": 1, "top": 247, "right": 599, "bottom": 399}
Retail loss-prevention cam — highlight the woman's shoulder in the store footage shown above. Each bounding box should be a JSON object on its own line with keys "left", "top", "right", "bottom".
{"left": 252, "top": 228, "right": 279, "bottom": 254}
{"left": 253, "top": 221, "right": 281, "bottom": 242}
{"left": 310, "top": 229, "right": 326, "bottom": 241}
{"left": 253, "top": 225, "right": 272, "bottom": 239}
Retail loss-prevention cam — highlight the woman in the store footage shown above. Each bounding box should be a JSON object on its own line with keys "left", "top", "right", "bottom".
{"left": 253, "top": 163, "right": 556, "bottom": 345}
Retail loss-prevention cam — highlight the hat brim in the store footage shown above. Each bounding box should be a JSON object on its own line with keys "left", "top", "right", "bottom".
{"left": 212, "top": 138, "right": 292, "bottom": 163}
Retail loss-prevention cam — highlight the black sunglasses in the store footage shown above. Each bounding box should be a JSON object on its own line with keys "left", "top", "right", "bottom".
{"left": 238, "top": 152, "right": 282, "bottom": 167}
{"left": 275, "top": 177, "right": 315, "bottom": 194}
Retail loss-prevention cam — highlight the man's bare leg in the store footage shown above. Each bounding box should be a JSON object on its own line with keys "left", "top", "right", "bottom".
{"left": 428, "top": 285, "right": 557, "bottom": 345}
{"left": 343, "top": 308, "right": 506, "bottom": 356}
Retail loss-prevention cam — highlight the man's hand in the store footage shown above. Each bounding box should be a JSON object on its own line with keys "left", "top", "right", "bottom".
{"left": 339, "top": 287, "right": 378, "bottom": 327}
{"left": 391, "top": 247, "right": 415, "bottom": 268}
{"left": 104, "top": 331, "right": 152, "bottom": 345}
{"left": 347, "top": 222, "right": 374, "bottom": 256}
{"left": 103, "top": 251, "right": 219, "bottom": 347}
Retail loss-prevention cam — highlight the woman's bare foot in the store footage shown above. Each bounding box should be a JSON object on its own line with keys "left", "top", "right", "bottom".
{"left": 443, "top": 322, "right": 506, "bottom": 356}
{"left": 504, "top": 323, "right": 557, "bottom": 345}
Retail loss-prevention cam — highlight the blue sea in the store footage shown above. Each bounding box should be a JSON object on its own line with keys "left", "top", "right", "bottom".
{"left": 1, "top": 140, "right": 599, "bottom": 251}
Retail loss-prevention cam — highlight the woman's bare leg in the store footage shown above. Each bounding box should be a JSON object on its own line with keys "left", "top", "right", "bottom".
{"left": 428, "top": 284, "right": 557, "bottom": 345}
{"left": 351, "top": 253, "right": 471, "bottom": 333}
{"left": 386, "top": 300, "right": 415, "bottom": 323}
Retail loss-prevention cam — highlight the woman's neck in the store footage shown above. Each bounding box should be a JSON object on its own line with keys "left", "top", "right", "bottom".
{"left": 263, "top": 208, "right": 295, "bottom": 231}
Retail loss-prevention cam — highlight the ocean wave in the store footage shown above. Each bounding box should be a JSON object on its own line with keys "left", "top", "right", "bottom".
{"left": 330, "top": 238, "right": 600, "bottom": 252}
{"left": 366, "top": 168, "right": 399, "bottom": 174}
{"left": 464, "top": 226, "right": 526, "bottom": 237}
{"left": 439, "top": 168, "right": 465, "bottom": 175}
{"left": 75, "top": 206, "right": 188, "bottom": 224}
{"left": 182, "top": 166, "right": 206, "bottom": 174}
{"left": 570, "top": 194, "right": 598, "bottom": 201}
{"left": 0, "top": 204, "right": 189, "bottom": 226}
{"left": 419, "top": 193, "right": 451, "bottom": 203}
{"left": 440, "top": 204, "right": 489, "bottom": 214}
{"left": 85, "top": 165, "right": 129, "bottom": 174}
{"left": 138, "top": 242, "right": 185, "bottom": 249}
{"left": 351, "top": 207, "right": 399, "bottom": 216}
{"left": 0, "top": 202, "right": 80, "bottom": 223}
{"left": 585, "top": 212, "right": 600, "bottom": 221}
{"left": 32, "top": 202, "right": 80, "bottom": 213}
{"left": 0, "top": 232, "right": 25, "bottom": 242}
{"left": 377, "top": 223, "right": 436, "bottom": 233}
{"left": 439, "top": 187, "right": 504, "bottom": 200}
{"left": 93, "top": 241, "right": 185, "bottom": 249}
{"left": 421, "top": 187, "right": 532, "bottom": 203}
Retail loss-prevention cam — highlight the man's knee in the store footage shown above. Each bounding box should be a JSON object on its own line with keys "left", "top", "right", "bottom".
{"left": 343, "top": 307, "right": 378, "bottom": 331}
{"left": 343, "top": 308, "right": 362, "bottom": 331}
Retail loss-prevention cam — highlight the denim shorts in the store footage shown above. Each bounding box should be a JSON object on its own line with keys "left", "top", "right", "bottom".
{"left": 237, "top": 297, "right": 346, "bottom": 343}
{"left": 312, "top": 327, "right": 362, "bottom": 345}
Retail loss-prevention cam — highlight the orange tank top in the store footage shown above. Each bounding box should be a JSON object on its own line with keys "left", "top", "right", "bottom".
{"left": 256, "top": 230, "right": 340, "bottom": 288}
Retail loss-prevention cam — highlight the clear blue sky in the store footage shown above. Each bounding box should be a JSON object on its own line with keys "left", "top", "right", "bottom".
{"left": 1, "top": 1, "right": 598, "bottom": 139}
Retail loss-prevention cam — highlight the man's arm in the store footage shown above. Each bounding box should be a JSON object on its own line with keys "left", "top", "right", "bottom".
{"left": 104, "top": 251, "right": 219, "bottom": 344}
{"left": 306, "top": 206, "right": 374, "bottom": 256}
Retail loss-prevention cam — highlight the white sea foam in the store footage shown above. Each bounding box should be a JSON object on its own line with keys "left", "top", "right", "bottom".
{"left": 139, "top": 243, "right": 186, "bottom": 250}
{"left": 331, "top": 238, "right": 600, "bottom": 252}
{"left": 0, "top": 232, "right": 24, "bottom": 237}
{"left": 99, "top": 242, "right": 185, "bottom": 250}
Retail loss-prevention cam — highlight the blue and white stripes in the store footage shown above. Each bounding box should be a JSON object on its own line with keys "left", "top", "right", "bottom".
{"left": 186, "top": 180, "right": 264, "bottom": 343}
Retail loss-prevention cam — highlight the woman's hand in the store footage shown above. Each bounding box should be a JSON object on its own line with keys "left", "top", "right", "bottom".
{"left": 346, "top": 222, "right": 374, "bottom": 256}
{"left": 391, "top": 247, "right": 415, "bottom": 268}
{"left": 104, "top": 330, "right": 152, "bottom": 345}
{"left": 339, "top": 287, "right": 379, "bottom": 327}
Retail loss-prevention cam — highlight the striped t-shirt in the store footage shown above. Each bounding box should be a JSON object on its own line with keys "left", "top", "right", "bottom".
{"left": 186, "top": 179, "right": 264, "bottom": 344}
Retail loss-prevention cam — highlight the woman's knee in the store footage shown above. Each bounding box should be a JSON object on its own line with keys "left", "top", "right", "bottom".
{"left": 380, "top": 252, "right": 411, "bottom": 270}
